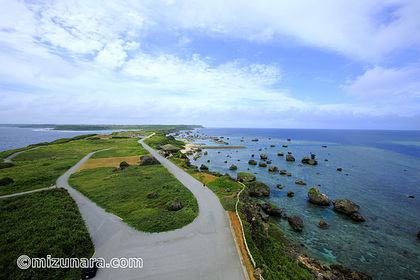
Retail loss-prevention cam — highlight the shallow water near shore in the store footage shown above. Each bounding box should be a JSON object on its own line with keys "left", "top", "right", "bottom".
{"left": 185, "top": 128, "right": 420, "bottom": 280}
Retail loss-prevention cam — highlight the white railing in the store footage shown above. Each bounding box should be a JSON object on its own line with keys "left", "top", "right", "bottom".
{"left": 236, "top": 182, "right": 256, "bottom": 268}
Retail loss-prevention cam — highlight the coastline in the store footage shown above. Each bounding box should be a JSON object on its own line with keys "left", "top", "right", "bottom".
{"left": 3, "top": 128, "right": 419, "bottom": 279}
{"left": 177, "top": 135, "right": 371, "bottom": 279}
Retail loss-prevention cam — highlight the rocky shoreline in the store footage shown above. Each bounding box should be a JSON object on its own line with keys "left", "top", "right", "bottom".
{"left": 178, "top": 134, "right": 373, "bottom": 279}
{"left": 239, "top": 188, "right": 371, "bottom": 280}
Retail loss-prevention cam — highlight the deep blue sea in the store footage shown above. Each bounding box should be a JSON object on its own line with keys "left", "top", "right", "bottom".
{"left": 184, "top": 128, "right": 420, "bottom": 280}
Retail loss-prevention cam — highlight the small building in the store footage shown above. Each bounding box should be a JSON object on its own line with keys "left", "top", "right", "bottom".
{"left": 160, "top": 144, "right": 181, "bottom": 157}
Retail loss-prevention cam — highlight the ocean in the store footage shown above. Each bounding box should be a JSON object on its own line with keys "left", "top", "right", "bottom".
{"left": 184, "top": 128, "right": 420, "bottom": 280}
{"left": 1, "top": 126, "right": 419, "bottom": 279}
{"left": 0, "top": 126, "right": 124, "bottom": 152}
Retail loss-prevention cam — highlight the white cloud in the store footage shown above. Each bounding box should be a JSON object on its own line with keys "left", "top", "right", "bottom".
{"left": 151, "top": 0, "right": 420, "bottom": 62}
{"left": 95, "top": 40, "right": 128, "bottom": 68}
{"left": 344, "top": 65, "right": 420, "bottom": 100}
{"left": 0, "top": 0, "right": 419, "bottom": 129}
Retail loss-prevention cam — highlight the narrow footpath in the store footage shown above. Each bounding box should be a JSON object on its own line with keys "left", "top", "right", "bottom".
{"left": 55, "top": 138, "right": 246, "bottom": 280}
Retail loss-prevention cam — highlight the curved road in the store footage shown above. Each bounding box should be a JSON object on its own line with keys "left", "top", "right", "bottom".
{"left": 57, "top": 138, "right": 246, "bottom": 280}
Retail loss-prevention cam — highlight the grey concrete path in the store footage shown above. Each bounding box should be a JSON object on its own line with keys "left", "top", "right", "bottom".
{"left": 57, "top": 139, "right": 246, "bottom": 280}
{"left": 0, "top": 187, "right": 53, "bottom": 199}
{"left": 3, "top": 146, "right": 41, "bottom": 162}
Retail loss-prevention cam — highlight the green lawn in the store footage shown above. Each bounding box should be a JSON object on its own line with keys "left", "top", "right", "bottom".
{"left": 69, "top": 165, "right": 198, "bottom": 232}
{"left": 0, "top": 137, "right": 146, "bottom": 196}
{"left": 0, "top": 188, "right": 94, "bottom": 280}
{"left": 207, "top": 176, "right": 243, "bottom": 212}
{"left": 143, "top": 133, "right": 185, "bottom": 149}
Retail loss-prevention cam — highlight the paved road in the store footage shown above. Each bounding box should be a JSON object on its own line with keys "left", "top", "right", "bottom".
{"left": 0, "top": 187, "right": 53, "bottom": 199}
{"left": 57, "top": 139, "right": 246, "bottom": 280}
{"left": 3, "top": 146, "right": 41, "bottom": 162}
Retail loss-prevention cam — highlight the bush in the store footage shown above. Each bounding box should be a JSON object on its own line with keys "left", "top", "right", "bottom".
{"left": 0, "top": 177, "right": 13, "bottom": 186}
{"left": 120, "top": 161, "right": 130, "bottom": 169}
{"left": 0, "top": 162, "right": 14, "bottom": 169}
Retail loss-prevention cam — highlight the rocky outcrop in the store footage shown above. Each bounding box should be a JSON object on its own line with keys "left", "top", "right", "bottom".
{"left": 260, "top": 153, "right": 268, "bottom": 159}
{"left": 288, "top": 215, "right": 303, "bottom": 231}
{"left": 277, "top": 152, "right": 284, "bottom": 156}
{"left": 259, "top": 162, "right": 267, "bottom": 167}
{"left": 332, "top": 199, "right": 359, "bottom": 215}
{"left": 169, "top": 200, "right": 183, "bottom": 211}
{"left": 308, "top": 188, "right": 331, "bottom": 206}
{"left": 258, "top": 212, "right": 270, "bottom": 222}
{"left": 302, "top": 157, "right": 310, "bottom": 163}
{"left": 229, "top": 164, "right": 237, "bottom": 170}
{"left": 286, "top": 154, "right": 295, "bottom": 161}
{"left": 351, "top": 213, "right": 366, "bottom": 222}
{"left": 261, "top": 202, "right": 282, "bottom": 217}
{"left": 280, "top": 169, "right": 287, "bottom": 175}
{"left": 245, "top": 181, "right": 270, "bottom": 197}
{"left": 287, "top": 191, "right": 294, "bottom": 197}
{"left": 237, "top": 172, "right": 256, "bottom": 182}
{"left": 200, "top": 164, "right": 209, "bottom": 170}
{"left": 295, "top": 180, "right": 306, "bottom": 185}
{"left": 302, "top": 156, "right": 318, "bottom": 165}
{"left": 139, "top": 155, "right": 161, "bottom": 166}
{"left": 268, "top": 166, "right": 278, "bottom": 172}
{"left": 329, "top": 264, "right": 372, "bottom": 280}
{"left": 147, "top": 192, "right": 159, "bottom": 199}
{"left": 319, "top": 220, "right": 328, "bottom": 228}
{"left": 193, "top": 153, "right": 201, "bottom": 161}
{"left": 252, "top": 138, "right": 259, "bottom": 141}
{"left": 248, "top": 159, "right": 257, "bottom": 165}
{"left": 298, "top": 256, "right": 372, "bottom": 280}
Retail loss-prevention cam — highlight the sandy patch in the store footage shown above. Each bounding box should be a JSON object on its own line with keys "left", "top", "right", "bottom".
{"left": 76, "top": 156, "right": 141, "bottom": 172}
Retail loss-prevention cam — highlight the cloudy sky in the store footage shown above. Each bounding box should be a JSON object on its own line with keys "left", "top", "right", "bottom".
{"left": 1, "top": 0, "right": 420, "bottom": 129}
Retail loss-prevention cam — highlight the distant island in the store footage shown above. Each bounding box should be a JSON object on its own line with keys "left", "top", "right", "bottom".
{"left": 1, "top": 124, "right": 203, "bottom": 131}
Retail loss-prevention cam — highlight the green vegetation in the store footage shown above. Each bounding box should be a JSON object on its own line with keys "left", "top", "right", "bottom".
{"left": 91, "top": 138, "right": 148, "bottom": 159}
{"left": 238, "top": 191, "right": 313, "bottom": 280}
{"left": 38, "top": 124, "right": 202, "bottom": 131}
{"left": 207, "top": 176, "right": 243, "bottom": 212}
{"left": 143, "top": 132, "right": 185, "bottom": 149}
{"left": 0, "top": 134, "right": 96, "bottom": 160}
{"left": 0, "top": 162, "right": 14, "bottom": 169}
{"left": 69, "top": 165, "right": 198, "bottom": 232}
{"left": 0, "top": 138, "right": 118, "bottom": 196}
{"left": 0, "top": 188, "right": 94, "bottom": 280}
{"left": 237, "top": 172, "right": 256, "bottom": 182}
{"left": 0, "top": 132, "right": 153, "bottom": 196}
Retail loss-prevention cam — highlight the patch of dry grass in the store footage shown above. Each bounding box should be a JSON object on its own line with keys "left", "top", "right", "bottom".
{"left": 76, "top": 156, "right": 140, "bottom": 172}
{"left": 191, "top": 172, "right": 219, "bottom": 185}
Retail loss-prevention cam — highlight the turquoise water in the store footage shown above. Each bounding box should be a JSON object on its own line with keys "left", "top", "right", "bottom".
{"left": 186, "top": 128, "right": 420, "bottom": 280}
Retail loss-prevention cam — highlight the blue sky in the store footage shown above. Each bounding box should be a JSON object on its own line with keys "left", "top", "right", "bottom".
{"left": 0, "top": 0, "right": 419, "bottom": 129}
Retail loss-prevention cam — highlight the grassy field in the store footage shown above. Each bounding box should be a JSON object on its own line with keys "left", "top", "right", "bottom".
{"left": 0, "top": 137, "right": 146, "bottom": 196}
{"left": 207, "top": 176, "right": 243, "bottom": 212}
{"left": 69, "top": 165, "right": 198, "bottom": 232}
{"left": 0, "top": 188, "right": 94, "bottom": 280}
{"left": 143, "top": 132, "right": 185, "bottom": 149}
